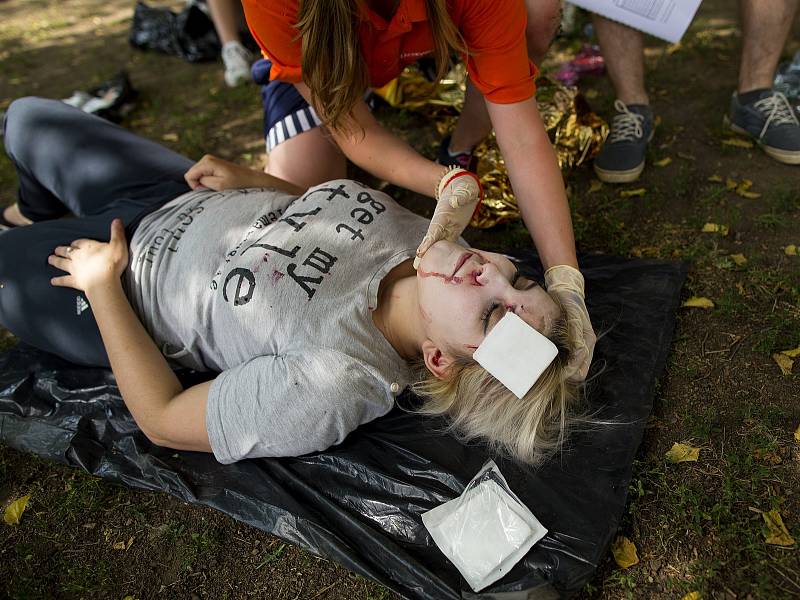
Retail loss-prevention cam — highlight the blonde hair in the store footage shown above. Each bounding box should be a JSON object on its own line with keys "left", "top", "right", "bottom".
{"left": 412, "top": 303, "right": 583, "bottom": 466}
{"left": 297, "top": 0, "right": 466, "bottom": 132}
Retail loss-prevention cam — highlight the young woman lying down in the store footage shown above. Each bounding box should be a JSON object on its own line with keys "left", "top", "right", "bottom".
{"left": 0, "top": 97, "right": 593, "bottom": 465}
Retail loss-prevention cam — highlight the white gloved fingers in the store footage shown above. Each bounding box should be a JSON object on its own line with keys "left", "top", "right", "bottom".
{"left": 545, "top": 268, "right": 596, "bottom": 383}
{"left": 446, "top": 179, "right": 481, "bottom": 209}
{"left": 544, "top": 264, "right": 585, "bottom": 297}
{"left": 563, "top": 322, "right": 596, "bottom": 382}
{"left": 414, "top": 171, "right": 483, "bottom": 270}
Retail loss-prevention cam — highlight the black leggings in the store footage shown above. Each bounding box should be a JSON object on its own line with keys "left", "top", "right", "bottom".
{"left": 0, "top": 97, "right": 193, "bottom": 366}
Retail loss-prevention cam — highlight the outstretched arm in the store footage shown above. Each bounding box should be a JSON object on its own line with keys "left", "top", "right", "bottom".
{"left": 486, "top": 97, "right": 578, "bottom": 270}
{"left": 295, "top": 83, "right": 447, "bottom": 198}
{"left": 487, "top": 98, "right": 596, "bottom": 380}
{"left": 185, "top": 154, "right": 306, "bottom": 195}
{"left": 48, "top": 219, "right": 213, "bottom": 452}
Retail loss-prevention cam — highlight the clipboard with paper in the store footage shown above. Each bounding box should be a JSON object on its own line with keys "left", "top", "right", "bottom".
{"left": 568, "top": 0, "right": 703, "bottom": 43}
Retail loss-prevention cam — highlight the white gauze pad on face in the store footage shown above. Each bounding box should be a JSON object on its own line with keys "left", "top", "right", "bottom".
{"left": 473, "top": 312, "right": 558, "bottom": 399}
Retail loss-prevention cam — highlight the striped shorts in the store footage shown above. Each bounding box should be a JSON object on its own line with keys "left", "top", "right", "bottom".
{"left": 252, "top": 59, "right": 321, "bottom": 152}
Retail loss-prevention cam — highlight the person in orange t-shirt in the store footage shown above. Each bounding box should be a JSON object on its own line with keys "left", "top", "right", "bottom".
{"left": 189, "top": 0, "right": 596, "bottom": 382}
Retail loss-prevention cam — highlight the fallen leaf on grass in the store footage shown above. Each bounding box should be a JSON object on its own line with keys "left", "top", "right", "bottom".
{"left": 677, "top": 152, "right": 696, "bottom": 161}
{"left": 653, "top": 157, "right": 672, "bottom": 167}
{"left": 665, "top": 442, "right": 700, "bottom": 463}
{"left": 588, "top": 179, "right": 603, "bottom": 193}
{"left": 4, "top": 495, "right": 30, "bottom": 525}
{"left": 785, "top": 244, "right": 798, "bottom": 256}
{"left": 753, "top": 448, "right": 782, "bottom": 464}
{"left": 682, "top": 296, "right": 714, "bottom": 309}
{"left": 762, "top": 510, "right": 795, "bottom": 547}
{"left": 735, "top": 179, "right": 761, "bottom": 199}
{"left": 772, "top": 353, "right": 794, "bottom": 375}
{"left": 113, "top": 536, "right": 134, "bottom": 551}
{"left": 725, "top": 178, "right": 738, "bottom": 190}
{"left": 708, "top": 174, "right": 723, "bottom": 183}
{"left": 702, "top": 223, "right": 729, "bottom": 236}
{"left": 681, "top": 593, "right": 701, "bottom": 600}
{"left": 795, "top": 424, "right": 800, "bottom": 443}
{"left": 161, "top": 133, "right": 179, "bottom": 142}
{"left": 619, "top": 188, "right": 646, "bottom": 198}
{"left": 611, "top": 536, "right": 639, "bottom": 568}
{"left": 730, "top": 253, "right": 747, "bottom": 266}
{"left": 631, "top": 246, "right": 660, "bottom": 258}
{"left": 722, "top": 137, "right": 754, "bottom": 148}
{"left": 782, "top": 347, "right": 800, "bottom": 358}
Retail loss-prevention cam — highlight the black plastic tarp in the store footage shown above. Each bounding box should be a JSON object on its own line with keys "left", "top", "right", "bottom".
{"left": 0, "top": 251, "right": 686, "bottom": 599}
{"left": 129, "top": 1, "right": 221, "bottom": 63}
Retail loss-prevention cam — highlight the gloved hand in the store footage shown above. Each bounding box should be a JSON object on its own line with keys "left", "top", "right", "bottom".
{"left": 544, "top": 265, "right": 596, "bottom": 383}
{"left": 413, "top": 167, "right": 483, "bottom": 269}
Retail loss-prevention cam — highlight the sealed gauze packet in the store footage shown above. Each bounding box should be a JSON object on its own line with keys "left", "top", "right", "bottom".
{"left": 422, "top": 460, "right": 548, "bottom": 592}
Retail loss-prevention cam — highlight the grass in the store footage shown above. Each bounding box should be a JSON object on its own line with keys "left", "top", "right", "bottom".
{"left": 613, "top": 427, "right": 799, "bottom": 598}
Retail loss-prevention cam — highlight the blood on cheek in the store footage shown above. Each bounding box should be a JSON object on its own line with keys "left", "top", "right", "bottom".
{"left": 417, "top": 268, "right": 482, "bottom": 286}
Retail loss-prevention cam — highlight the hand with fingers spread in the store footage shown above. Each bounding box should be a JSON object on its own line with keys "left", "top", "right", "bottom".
{"left": 414, "top": 167, "right": 483, "bottom": 269}
{"left": 48, "top": 219, "right": 129, "bottom": 294}
{"left": 544, "top": 265, "right": 596, "bottom": 383}
{"left": 184, "top": 154, "right": 267, "bottom": 191}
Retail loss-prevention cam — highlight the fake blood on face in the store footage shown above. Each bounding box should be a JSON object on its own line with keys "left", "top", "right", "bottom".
{"left": 417, "top": 268, "right": 482, "bottom": 286}
{"left": 417, "top": 268, "right": 462, "bottom": 284}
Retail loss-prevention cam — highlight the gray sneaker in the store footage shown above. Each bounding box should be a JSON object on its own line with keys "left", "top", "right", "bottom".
{"left": 726, "top": 90, "right": 800, "bottom": 164}
{"left": 594, "top": 100, "right": 654, "bottom": 183}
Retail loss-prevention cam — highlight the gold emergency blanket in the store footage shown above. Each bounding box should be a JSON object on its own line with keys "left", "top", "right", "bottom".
{"left": 374, "top": 64, "right": 608, "bottom": 228}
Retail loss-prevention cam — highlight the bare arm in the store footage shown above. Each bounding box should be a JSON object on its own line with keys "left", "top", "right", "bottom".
{"left": 49, "top": 220, "right": 212, "bottom": 452}
{"left": 86, "top": 281, "right": 212, "bottom": 451}
{"left": 486, "top": 98, "right": 578, "bottom": 270}
{"left": 295, "top": 82, "right": 446, "bottom": 198}
{"left": 185, "top": 154, "right": 306, "bottom": 196}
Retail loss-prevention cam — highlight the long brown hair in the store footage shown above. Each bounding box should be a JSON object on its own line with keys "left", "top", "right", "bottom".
{"left": 297, "top": 0, "right": 466, "bottom": 132}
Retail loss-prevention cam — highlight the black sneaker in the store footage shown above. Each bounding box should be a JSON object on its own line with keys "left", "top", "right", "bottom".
{"left": 593, "top": 100, "right": 654, "bottom": 183}
{"left": 62, "top": 71, "right": 138, "bottom": 123}
{"left": 437, "top": 135, "right": 477, "bottom": 171}
{"left": 725, "top": 90, "right": 800, "bottom": 165}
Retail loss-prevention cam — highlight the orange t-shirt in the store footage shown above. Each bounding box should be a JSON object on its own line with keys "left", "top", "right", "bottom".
{"left": 241, "top": 0, "right": 537, "bottom": 104}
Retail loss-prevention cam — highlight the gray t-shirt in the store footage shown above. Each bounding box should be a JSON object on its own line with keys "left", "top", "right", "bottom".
{"left": 126, "top": 180, "right": 431, "bottom": 463}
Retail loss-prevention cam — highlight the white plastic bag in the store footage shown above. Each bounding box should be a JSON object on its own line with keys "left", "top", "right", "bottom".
{"left": 422, "top": 460, "right": 548, "bottom": 592}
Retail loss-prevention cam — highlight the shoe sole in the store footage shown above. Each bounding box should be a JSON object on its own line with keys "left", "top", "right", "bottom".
{"left": 593, "top": 162, "right": 645, "bottom": 183}
{"left": 725, "top": 117, "right": 800, "bottom": 165}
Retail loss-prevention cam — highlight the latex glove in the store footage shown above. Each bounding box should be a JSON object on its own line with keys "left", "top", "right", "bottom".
{"left": 544, "top": 265, "right": 596, "bottom": 383}
{"left": 414, "top": 167, "right": 483, "bottom": 269}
